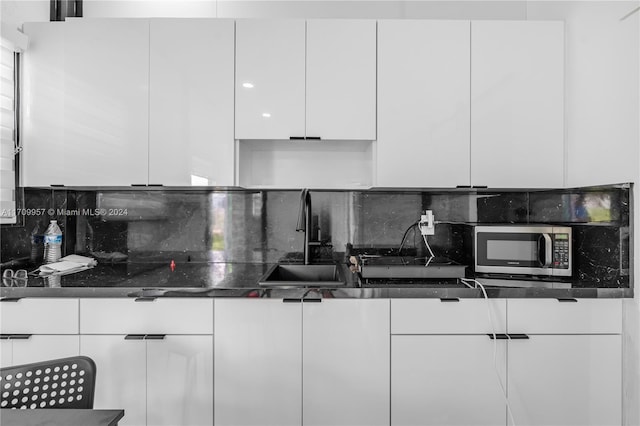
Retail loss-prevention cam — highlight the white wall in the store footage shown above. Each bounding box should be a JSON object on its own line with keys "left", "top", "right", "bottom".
{"left": 0, "top": 1, "right": 49, "bottom": 32}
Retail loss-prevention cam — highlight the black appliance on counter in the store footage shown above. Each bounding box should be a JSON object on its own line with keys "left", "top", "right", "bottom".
{"left": 346, "top": 245, "right": 468, "bottom": 286}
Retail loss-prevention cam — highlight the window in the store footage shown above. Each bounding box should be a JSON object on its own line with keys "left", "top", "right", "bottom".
{"left": 0, "top": 36, "right": 18, "bottom": 224}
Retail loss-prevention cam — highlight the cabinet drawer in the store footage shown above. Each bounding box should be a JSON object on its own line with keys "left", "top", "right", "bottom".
{"left": 391, "top": 299, "right": 506, "bottom": 334}
{"left": 80, "top": 298, "right": 213, "bottom": 334}
{"left": 507, "top": 299, "right": 622, "bottom": 334}
{"left": 0, "top": 298, "right": 79, "bottom": 334}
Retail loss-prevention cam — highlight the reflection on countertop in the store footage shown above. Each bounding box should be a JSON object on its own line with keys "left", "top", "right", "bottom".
{"left": 2, "top": 262, "right": 272, "bottom": 289}
{"left": 0, "top": 261, "right": 632, "bottom": 299}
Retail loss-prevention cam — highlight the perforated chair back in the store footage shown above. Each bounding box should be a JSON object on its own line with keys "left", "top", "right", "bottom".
{"left": 0, "top": 356, "right": 96, "bottom": 409}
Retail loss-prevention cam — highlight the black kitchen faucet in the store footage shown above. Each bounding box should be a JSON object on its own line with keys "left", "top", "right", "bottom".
{"left": 296, "top": 188, "right": 312, "bottom": 265}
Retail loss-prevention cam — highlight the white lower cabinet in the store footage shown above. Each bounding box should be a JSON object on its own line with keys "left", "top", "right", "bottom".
{"left": 80, "top": 334, "right": 213, "bottom": 426}
{"left": 506, "top": 299, "right": 622, "bottom": 426}
{"left": 146, "top": 336, "right": 214, "bottom": 426}
{"left": 80, "top": 335, "right": 147, "bottom": 426}
{"left": 0, "top": 298, "right": 80, "bottom": 368}
{"left": 79, "top": 298, "right": 213, "bottom": 426}
{"left": 0, "top": 335, "right": 79, "bottom": 368}
{"left": 392, "top": 335, "right": 507, "bottom": 426}
{"left": 214, "top": 299, "right": 302, "bottom": 426}
{"left": 303, "top": 299, "right": 390, "bottom": 426}
{"left": 391, "top": 299, "right": 508, "bottom": 426}
{"left": 390, "top": 298, "right": 622, "bottom": 426}
{"left": 214, "top": 298, "right": 390, "bottom": 426}
{"left": 11, "top": 335, "right": 80, "bottom": 366}
{"left": 0, "top": 296, "right": 622, "bottom": 426}
{"left": 508, "top": 334, "right": 621, "bottom": 426}
{"left": 0, "top": 339, "right": 11, "bottom": 367}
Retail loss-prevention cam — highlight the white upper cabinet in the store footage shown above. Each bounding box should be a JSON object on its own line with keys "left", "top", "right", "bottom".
{"left": 377, "top": 20, "right": 471, "bottom": 187}
{"left": 471, "top": 21, "right": 564, "bottom": 188}
{"left": 63, "top": 19, "right": 150, "bottom": 186}
{"left": 23, "top": 19, "right": 149, "bottom": 186}
{"left": 235, "top": 19, "right": 376, "bottom": 141}
{"left": 21, "top": 23, "right": 65, "bottom": 187}
{"left": 149, "top": 19, "right": 235, "bottom": 186}
{"left": 235, "top": 20, "right": 306, "bottom": 140}
{"left": 306, "top": 20, "right": 376, "bottom": 140}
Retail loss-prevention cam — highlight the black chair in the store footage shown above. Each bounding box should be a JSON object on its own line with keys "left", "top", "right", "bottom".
{"left": 0, "top": 356, "right": 96, "bottom": 409}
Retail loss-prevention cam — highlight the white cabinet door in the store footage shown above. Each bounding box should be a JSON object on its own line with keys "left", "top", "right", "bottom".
{"left": 392, "top": 335, "right": 507, "bottom": 426}
{"left": 147, "top": 335, "right": 213, "bottom": 426}
{"left": 508, "top": 335, "right": 621, "bottom": 426}
{"left": 11, "top": 335, "right": 79, "bottom": 366}
{"left": 391, "top": 298, "right": 507, "bottom": 334}
{"left": 0, "top": 298, "right": 79, "bottom": 334}
{"left": 149, "top": 19, "right": 235, "bottom": 186}
{"left": 214, "top": 299, "right": 302, "bottom": 426}
{"left": 302, "top": 299, "right": 389, "bottom": 426}
{"left": 235, "top": 20, "right": 305, "bottom": 140}
{"left": 377, "top": 20, "right": 471, "bottom": 187}
{"left": 305, "top": 20, "right": 376, "bottom": 140}
{"left": 0, "top": 339, "right": 13, "bottom": 367}
{"left": 61, "top": 19, "right": 149, "bottom": 186}
{"left": 507, "top": 299, "right": 622, "bottom": 335}
{"left": 471, "top": 21, "right": 564, "bottom": 188}
{"left": 21, "top": 23, "right": 66, "bottom": 187}
{"left": 80, "top": 335, "right": 147, "bottom": 426}
{"left": 80, "top": 298, "right": 213, "bottom": 335}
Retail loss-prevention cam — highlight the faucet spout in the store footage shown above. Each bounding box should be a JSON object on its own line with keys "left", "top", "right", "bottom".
{"left": 296, "top": 189, "right": 312, "bottom": 265}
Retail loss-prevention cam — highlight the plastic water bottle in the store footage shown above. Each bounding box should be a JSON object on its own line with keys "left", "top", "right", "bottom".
{"left": 43, "top": 220, "right": 63, "bottom": 264}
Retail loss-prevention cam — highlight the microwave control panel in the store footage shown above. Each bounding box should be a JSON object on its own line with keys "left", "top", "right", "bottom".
{"left": 553, "top": 233, "right": 571, "bottom": 269}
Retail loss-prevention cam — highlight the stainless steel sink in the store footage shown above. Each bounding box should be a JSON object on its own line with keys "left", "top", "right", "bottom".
{"left": 258, "top": 264, "right": 346, "bottom": 287}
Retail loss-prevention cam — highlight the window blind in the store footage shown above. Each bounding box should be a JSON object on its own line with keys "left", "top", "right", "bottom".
{"left": 0, "top": 37, "right": 17, "bottom": 224}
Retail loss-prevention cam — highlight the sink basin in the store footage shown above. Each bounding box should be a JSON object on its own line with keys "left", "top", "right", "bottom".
{"left": 258, "top": 264, "right": 346, "bottom": 287}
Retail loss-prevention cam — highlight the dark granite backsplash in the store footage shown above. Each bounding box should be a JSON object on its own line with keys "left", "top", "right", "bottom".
{"left": 1, "top": 184, "right": 632, "bottom": 288}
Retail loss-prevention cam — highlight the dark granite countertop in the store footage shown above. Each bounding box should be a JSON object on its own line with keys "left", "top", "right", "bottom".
{"left": 0, "top": 262, "right": 632, "bottom": 299}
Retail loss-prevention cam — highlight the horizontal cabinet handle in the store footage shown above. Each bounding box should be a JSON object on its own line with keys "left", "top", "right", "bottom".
{"left": 487, "top": 333, "right": 530, "bottom": 340}
{"left": 0, "top": 297, "right": 22, "bottom": 302}
{"left": 557, "top": 298, "right": 578, "bottom": 302}
{"left": 144, "top": 334, "right": 166, "bottom": 340}
{"left": 302, "top": 298, "right": 322, "bottom": 303}
{"left": 456, "top": 185, "right": 471, "bottom": 189}
{"left": 508, "top": 334, "right": 530, "bottom": 340}
{"left": 9, "top": 334, "right": 33, "bottom": 340}
{"left": 50, "top": 184, "right": 65, "bottom": 187}
{"left": 134, "top": 297, "right": 157, "bottom": 302}
{"left": 440, "top": 298, "right": 460, "bottom": 302}
{"left": 0, "top": 334, "right": 33, "bottom": 340}
{"left": 124, "top": 334, "right": 145, "bottom": 340}
{"left": 472, "top": 185, "right": 488, "bottom": 189}
{"left": 487, "top": 334, "right": 509, "bottom": 340}
{"left": 147, "top": 184, "right": 163, "bottom": 187}
{"left": 305, "top": 136, "right": 321, "bottom": 140}
{"left": 130, "top": 184, "right": 147, "bottom": 187}
{"left": 289, "top": 136, "right": 305, "bottom": 140}
{"left": 282, "top": 298, "right": 301, "bottom": 303}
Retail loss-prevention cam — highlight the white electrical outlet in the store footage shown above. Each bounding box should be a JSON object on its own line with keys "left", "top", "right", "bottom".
{"left": 419, "top": 210, "right": 435, "bottom": 235}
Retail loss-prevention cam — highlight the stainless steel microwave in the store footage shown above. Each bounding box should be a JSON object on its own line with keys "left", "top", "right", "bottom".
{"left": 474, "top": 225, "right": 572, "bottom": 277}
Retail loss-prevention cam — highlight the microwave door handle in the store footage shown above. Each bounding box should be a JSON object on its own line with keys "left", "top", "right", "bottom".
{"left": 538, "top": 233, "right": 553, "bottom": 267}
